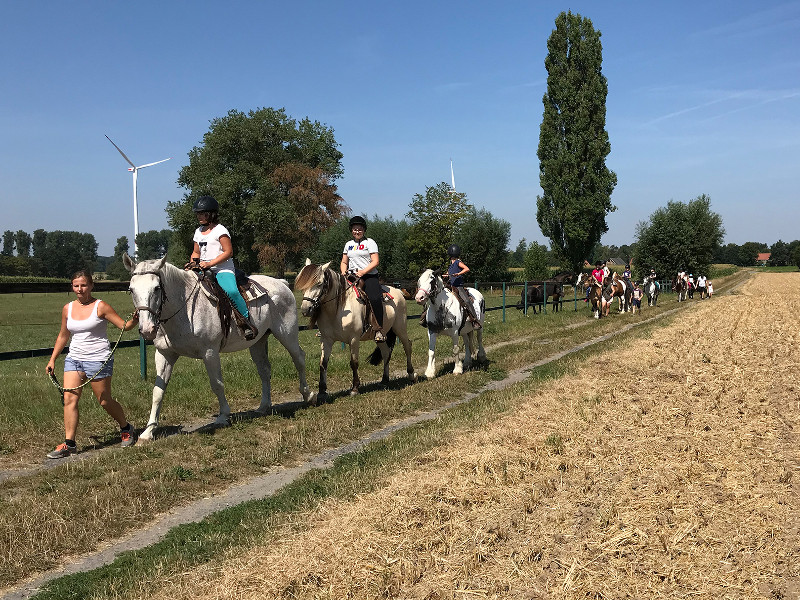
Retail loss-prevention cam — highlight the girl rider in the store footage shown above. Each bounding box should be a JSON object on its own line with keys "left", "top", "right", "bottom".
{"left": 341, "top": 216, "right": 385, "bottom": 343}
{"left": 185, "top": 195, "right": 257, "bottom": 340}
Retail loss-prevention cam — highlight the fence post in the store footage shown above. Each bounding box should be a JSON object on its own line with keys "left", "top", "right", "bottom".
{"left": 524, "top": 281, "right": 528, "bottom": 315}
{"left": 502, "top": 282, "right": 506, "bottom": 322}
{"left": 139, "top": 336, "right": 147, "bottom": 380}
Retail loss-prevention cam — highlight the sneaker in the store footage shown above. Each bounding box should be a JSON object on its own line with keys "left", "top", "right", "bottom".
{"left": 374, "top": 331, "right": 386, "bottom": 343}
{"left": 47, "top": 442, "right": 76, "bottom": 459}
{"left": 120, "top": 424, "right": 137, "bottom": 448}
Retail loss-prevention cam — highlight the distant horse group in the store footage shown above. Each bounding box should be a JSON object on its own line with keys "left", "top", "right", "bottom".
{"left": 516, "top": 272, "right": 574, "bottom": 315}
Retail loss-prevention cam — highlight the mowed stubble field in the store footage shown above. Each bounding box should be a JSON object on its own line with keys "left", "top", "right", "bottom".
{"left": 139, "top": 272, "right": 800, "bottom": 599}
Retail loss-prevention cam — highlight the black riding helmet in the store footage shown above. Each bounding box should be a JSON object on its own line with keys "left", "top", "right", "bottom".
{"left": 447, "top": 244, "right": 461, "bottom": 258}
{"left": 349, "top": 215, "right": 367, "bottom": 229}
{"left": 193, "top": 195, "right": 219, "bottom": 213}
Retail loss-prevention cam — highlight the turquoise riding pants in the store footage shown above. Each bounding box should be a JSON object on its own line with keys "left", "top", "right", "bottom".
{"left": 216, "top": 271, "right": 249, "bottom": 318}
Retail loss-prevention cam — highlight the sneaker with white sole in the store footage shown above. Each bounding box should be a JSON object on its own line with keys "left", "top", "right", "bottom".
{"left": 47, "top": 442, "right": 76, "bottom": 459}
{"left": 120, "top": 425, "right": 137, "bottom": 448}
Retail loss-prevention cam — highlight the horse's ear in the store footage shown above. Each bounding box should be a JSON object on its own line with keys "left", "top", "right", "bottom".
{"left": 305, "top": 258, "right": 311, "bottom": 266}
{"left": 123, "top": 252, "right": 135, "bottom": 273}
{"left": 156, "top": 255, "right": 167, "bottom": 271}
{"left": 321, "top": 261, "right": 332, "bottom": 271}
{"left": 294, "top": 264, "right": 315, "bottom": 291}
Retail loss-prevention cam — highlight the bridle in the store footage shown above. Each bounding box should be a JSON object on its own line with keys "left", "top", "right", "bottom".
{"left": 415, "top": 271, "right": 439, "bottom": 302}
{"left": 129, "top": 269, "right": 201, "bottom": 325}
{"left": 301, "top": 268, "right": 340, "bottom": 316}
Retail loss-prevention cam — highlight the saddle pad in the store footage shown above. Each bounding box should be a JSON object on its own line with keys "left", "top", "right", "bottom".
{"left": 241, "top": 280, "right": 269, "bottom": 303}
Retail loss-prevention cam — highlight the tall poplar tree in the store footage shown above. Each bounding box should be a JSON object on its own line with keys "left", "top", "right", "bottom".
{"left": 536, "top": 11, "right": 617, "bottom": 274}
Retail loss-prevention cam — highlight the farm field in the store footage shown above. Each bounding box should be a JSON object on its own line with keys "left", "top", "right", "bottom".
{"left": 3, "top": 269, "right": 792, "bottom": 599}
{"left": 121, "top": 271, "right": 798, "bottom": 599}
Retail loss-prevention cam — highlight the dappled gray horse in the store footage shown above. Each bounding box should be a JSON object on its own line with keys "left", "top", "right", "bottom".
{"left": 125, "top": 255, "right": 313, "bottom": 441}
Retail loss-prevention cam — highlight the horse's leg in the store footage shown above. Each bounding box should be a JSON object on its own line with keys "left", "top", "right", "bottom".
{"left": 203, "top": 349, "right": 231, "bottom": 426}
{"left": 395, "top": 324, "right": 417, "bottom": 382}
{"left": 318, "top": 337, "right": 334, "bottom": 401}
{"left": 476, "top": 326, "right": 486, "bottom": 364}
{"left": 463, "top": 331, "right": 474, "bottom": 372}
{"left": 424, "top": 330, "right": 438, "bottom": 379}
{"left": 271, "top": 326, "right": 312, "bottom": 404}
{"left": 248, "top": 335, "right": 273, "bottom": 413}
{"left": 349, "top": 339, "right": 361, "bottom": 395}
{"left": 138, "top": 348, "right": 178, "bottom": 443}
{"left": 452, "top": 331, "right": 464, "bottom": 375}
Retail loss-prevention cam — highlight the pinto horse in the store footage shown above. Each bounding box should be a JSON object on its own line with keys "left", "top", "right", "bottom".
{"left": 642, "top": 275, "right": 659, "bottom": 306}
{"left": 601, "top": 272, "right": 632, "bottom": 316}
{"left": 672, "top": 276, "right": 687, "bottom": 302}
{"left": 415, "top": 269, "right": 486, "bottom": 379}
{"left": 295, "top": 260, "right": 416, "bottom": 400}
{"left": 124, "top": 255, "right": 313, "bottom": 442}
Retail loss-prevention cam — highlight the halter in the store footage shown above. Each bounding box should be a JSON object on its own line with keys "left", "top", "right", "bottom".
{"left": 415, "top": 271, "right": 440, "bottom": 302}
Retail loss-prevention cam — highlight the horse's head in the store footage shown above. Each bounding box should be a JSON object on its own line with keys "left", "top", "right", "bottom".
{"left": 295, "top": 260, "right": 331, "bottom": 319}
{"left": 125, "top": 253, "right": 168, "bottom": 340}
{"left": 414, "top": 269, "right": 438, "bottom": 304}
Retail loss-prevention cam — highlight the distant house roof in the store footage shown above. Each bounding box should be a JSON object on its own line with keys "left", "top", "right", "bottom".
{"left": 757, "top": 253, "right": 771, "bottom": 261}
{"left": 607, "top": 258, "right": 626, "bottom": 265}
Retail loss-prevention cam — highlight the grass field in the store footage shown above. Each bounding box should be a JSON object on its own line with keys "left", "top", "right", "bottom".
{"left": 0, "top": 271, "right": 750, "bottom": 595}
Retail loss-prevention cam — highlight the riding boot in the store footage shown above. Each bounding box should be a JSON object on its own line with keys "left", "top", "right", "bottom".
{"left": 233, "top": 310, "right": 258, "bottom": 341}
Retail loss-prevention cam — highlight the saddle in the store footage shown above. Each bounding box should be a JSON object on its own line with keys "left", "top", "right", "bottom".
{"left": 349, "top": 277, "right": 393, "bottom": 337}
{"left": 194, "top": 268, "right": 268, "bottom": 338}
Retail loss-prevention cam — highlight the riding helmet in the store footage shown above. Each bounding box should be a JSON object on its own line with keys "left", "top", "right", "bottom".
{"left": 447, "top": 244, "right": 461, "bottom": 258}
{"left": 193, "top": 195, "right": 219, "bottom": 213}
{"left": 349, "top": 215, "right": 367, "bottom": 229}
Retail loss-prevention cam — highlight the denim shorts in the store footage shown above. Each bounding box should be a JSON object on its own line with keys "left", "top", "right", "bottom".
{"left": 64, "top": 356, "right": 114, "bottom": 380}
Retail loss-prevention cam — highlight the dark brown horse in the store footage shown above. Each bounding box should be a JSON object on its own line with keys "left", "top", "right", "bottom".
{"left": 672, "top": 276, "right": 687, "bottom": 302}
{"left": 577, "top": 273, "right": 603, "bottom": 319}
{"left": 517, "top": 280, "right": 564, "bottom": 314}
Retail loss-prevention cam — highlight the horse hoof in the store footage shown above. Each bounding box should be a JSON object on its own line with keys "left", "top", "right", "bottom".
{"left": 134, "top": 436, "right": 152, "bottom": 446}
{"left": 214, "top": 415, "right": 231, "bottom": 427}
{"left": 380, "top": 377, "right": 390, "bottom": 386}
{"left": 349, "top": 388, "right": 359, "bottom": 396}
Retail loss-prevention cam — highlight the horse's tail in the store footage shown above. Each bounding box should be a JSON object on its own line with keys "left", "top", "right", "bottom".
{"left": 368, "top": 329, "right": 396, "bottom": 365}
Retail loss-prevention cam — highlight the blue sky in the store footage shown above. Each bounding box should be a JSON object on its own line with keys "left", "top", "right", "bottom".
{"left": 1, "top": 1, "right": 798, "bottom": 256}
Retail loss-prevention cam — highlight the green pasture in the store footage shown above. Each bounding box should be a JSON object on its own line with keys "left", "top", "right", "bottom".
{"left": 0, "top": 270, "right": 751, "bottom": 593}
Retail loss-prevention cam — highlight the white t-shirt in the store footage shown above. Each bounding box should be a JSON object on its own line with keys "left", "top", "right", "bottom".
{"left": 66, "top": 300, "right": 111, "bottom": 361}
{"left": 194, "top": 224, "right": 235, "bottom": 274}
{"left": 343, "top": 238, "right": 379, "bottom": 274}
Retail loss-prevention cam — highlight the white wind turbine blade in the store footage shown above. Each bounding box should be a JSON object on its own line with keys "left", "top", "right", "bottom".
{"left": 137, "top": 157, "right": 172, "bottom": 169}
{"left": 105, "top": 135, "right": 136, "bottom": 169}
{"left": 450, "top": 158, "right": 456, "bottom": 192}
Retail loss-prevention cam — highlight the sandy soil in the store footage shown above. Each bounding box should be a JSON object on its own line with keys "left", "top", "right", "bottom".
{"left": 141, "top": 272, "right": 800, "bottom": 599}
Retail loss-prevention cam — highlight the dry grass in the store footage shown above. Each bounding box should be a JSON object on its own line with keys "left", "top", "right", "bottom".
{"left": 144, "top": 272, "right": 799, "bottom": 599}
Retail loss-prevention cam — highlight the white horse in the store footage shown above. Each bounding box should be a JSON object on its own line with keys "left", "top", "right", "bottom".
{"left": 124, "top": 255, "right": 313, "bottom": 442}
{"left": 295, "top": 260, "right": 416, "bottom": 400}
{"left": 414, "top": 269, "right": 486, "bottom": 379}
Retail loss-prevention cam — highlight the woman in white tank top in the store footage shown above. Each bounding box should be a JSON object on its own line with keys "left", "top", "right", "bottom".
{"left": 45, "top": 270, "right": 140, "bottom": 459}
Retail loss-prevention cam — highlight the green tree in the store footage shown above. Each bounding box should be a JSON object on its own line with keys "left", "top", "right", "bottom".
{"left": 536, "top": 11, "right": 617, "bottom": 274}
{"left": 135, "top": 229, "right": 172, "bottom": 260}
{"left": 169, "top": 107, "right": 345, "bottom": 275}
{"left": 524, "top": 242, "right": 551, "bottom": 281}
{"left": 738, "top": 241, "right": 768, "bottom": 267}
{"left": 509, "top": 238, "right": 527, "bottom": 268}
{"left": 39, "top": 231, "right": 98, "bottom": 278}
{"left": 768, "top": 240, "right": 790, "bottom": 266}
{"left": 1, "top": 231, "right": 13, "bottom": 256}
{"left": 454, "top": 209, "right": 511, "bottom": 282}
{"left": 14, "top": 230, "right": 32, "bottom": 257}
{"left": 32, "top": 229, "right": 47, "bottom": 258}
{"left": 106, "top": 236, "right": 131, "bottom": 281}
{"left": 405, "top": 182, "right": 473, "bottom": 274}
{"left": 632, "top": 194, "right": 724, "bottom": 277}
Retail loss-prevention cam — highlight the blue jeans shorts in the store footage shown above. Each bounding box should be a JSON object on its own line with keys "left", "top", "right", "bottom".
{"left": 64, "top": 356, "right": 114, "bottom": 380}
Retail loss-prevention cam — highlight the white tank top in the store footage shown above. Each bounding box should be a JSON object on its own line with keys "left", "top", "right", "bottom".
{"left": 67, "top": 300, "right": 111, "bottom": 361}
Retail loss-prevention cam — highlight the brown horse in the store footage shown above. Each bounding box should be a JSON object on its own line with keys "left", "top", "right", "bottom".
{"left": 672, "top": 276, "right": 687, "bottom": 302}
{"left": 577, "top": 273, "right": 603, "bottom": 319}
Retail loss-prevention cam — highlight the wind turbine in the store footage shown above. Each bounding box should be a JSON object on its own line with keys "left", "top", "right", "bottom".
{"left": 105, "top": 135, "right": 171, "bottom": 258}
{"left": 449, "top": 158, "right": 457, "bottom": 194}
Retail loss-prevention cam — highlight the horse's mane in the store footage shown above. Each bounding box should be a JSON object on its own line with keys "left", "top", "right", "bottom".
{"left": 295, "top": 262, "right": 347, "bottom": 309}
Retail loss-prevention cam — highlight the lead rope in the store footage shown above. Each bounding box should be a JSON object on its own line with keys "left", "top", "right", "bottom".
{"left": 47, "top": 313, "right": 136, "bottom": 405}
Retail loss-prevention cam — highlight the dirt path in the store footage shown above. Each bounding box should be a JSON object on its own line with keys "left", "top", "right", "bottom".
{"left": 2, "top": 295, "right": 690, "bottom": 600}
